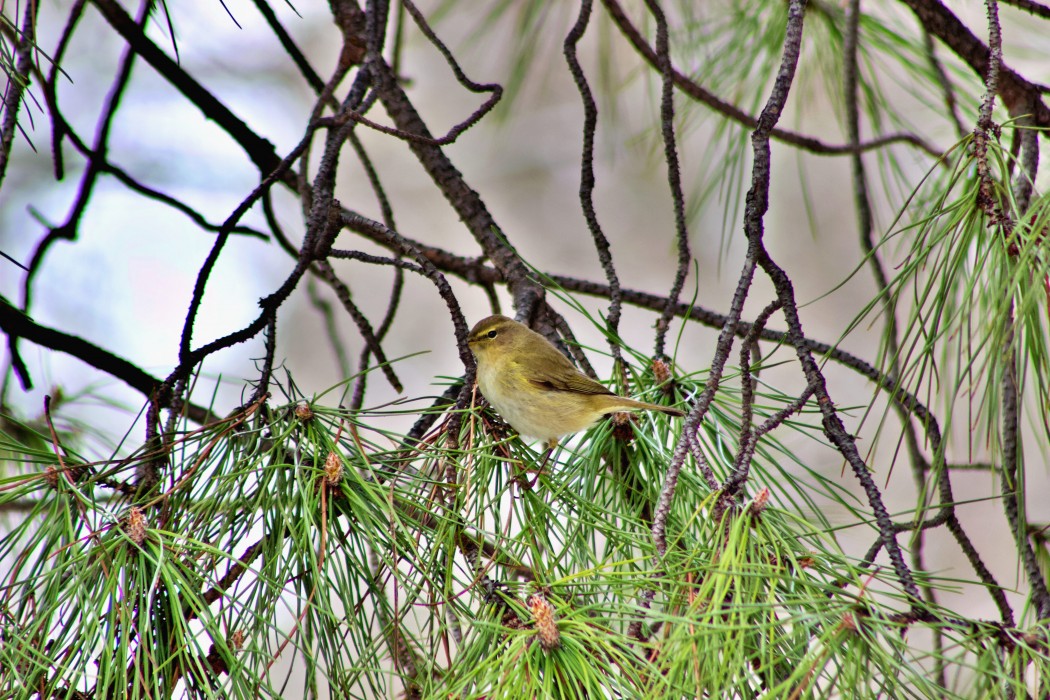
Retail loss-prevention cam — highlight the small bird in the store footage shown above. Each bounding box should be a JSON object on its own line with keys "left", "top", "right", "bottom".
{"left": 467, "top": 315, "right": 684, "bottom": 451}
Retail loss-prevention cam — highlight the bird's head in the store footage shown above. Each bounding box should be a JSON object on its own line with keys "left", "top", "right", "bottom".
{"left": 467, "top": 315, "right": 526, "bottom": 364}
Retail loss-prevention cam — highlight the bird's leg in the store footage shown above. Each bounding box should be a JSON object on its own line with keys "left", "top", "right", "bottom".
{"left": 525, "top": 438, "right": 559, "bottom": 489}
{"left": 539, "top": 438, "right": 559, "bottom": 470}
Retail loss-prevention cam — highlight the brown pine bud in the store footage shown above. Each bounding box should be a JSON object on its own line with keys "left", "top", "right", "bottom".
{"left": 294, "top": 401, "right": 314, "bottom": 421}
{"left": 611, "top": 411, "right": 637, "bottom": 443}
{"left": 651, "top": 357, "right": 672, "bottom": 385}
{"left": 527, "top": 594, "right": 560, "bottom": 651}
{"left": 125, "top": 507, "right": 147, "bottom": 545}
{"left": 323, "top": 451, "right": 344, "bottom": 486}
{"left": 748, "top": 487, "right": 770, "bottom": 516}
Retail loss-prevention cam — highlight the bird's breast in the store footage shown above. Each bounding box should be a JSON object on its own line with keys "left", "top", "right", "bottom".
{"left": 475, "top": 359, "right": 603, "bottom": 441}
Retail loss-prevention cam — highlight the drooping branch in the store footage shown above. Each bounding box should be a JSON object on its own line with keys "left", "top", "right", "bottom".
{"left": 734, "top": 0, "right": 920, "bottom": 602}
{"left": 643, "top": 0, "right": 693, "bottom": 360}
{"left": 564, "top": 0, "right": 623, "bottom": 364}
{"left": 631, "top": 0, "right": 811, "bottom": 642}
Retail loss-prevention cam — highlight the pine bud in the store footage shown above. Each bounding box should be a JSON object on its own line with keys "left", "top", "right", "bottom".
{"left": 125, "top": 507, "right": 147, "bottom": 545}
{"left": 527, "top": 594, "right": 560, "bottom": 651}
{"left": 323, "top": 451, "right": 344, "bottom": 486}
{"left": 652, "top": 357, "right": 672, "bottom": 385}
{"left": 611, "top": 411, "right": 637, "bottom": 443}
{"left": 748, "top": 487, "right": 770, "bottom": 516}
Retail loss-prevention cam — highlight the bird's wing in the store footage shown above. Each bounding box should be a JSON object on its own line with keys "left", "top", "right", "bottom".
{"left": 521, "top": 344, "right": 613, "bottom": 396}
{"left": 529, "top": 371, "right": 613, "bottom": 395}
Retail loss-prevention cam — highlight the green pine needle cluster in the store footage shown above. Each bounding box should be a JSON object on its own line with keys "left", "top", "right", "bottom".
{"left": 2, "top": 345, "right": 1044, "bottom": 698}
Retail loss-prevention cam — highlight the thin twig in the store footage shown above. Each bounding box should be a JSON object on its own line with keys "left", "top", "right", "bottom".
{"left": 723, "top": 300, "right": 784, "bottom": 497}
{"left": 921, "top": 28, "right": 967, "bottom": 138}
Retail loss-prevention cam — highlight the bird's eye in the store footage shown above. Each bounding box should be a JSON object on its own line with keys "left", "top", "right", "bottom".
{"left": 487, "top": 330, "right": 498, "bottom": 339}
